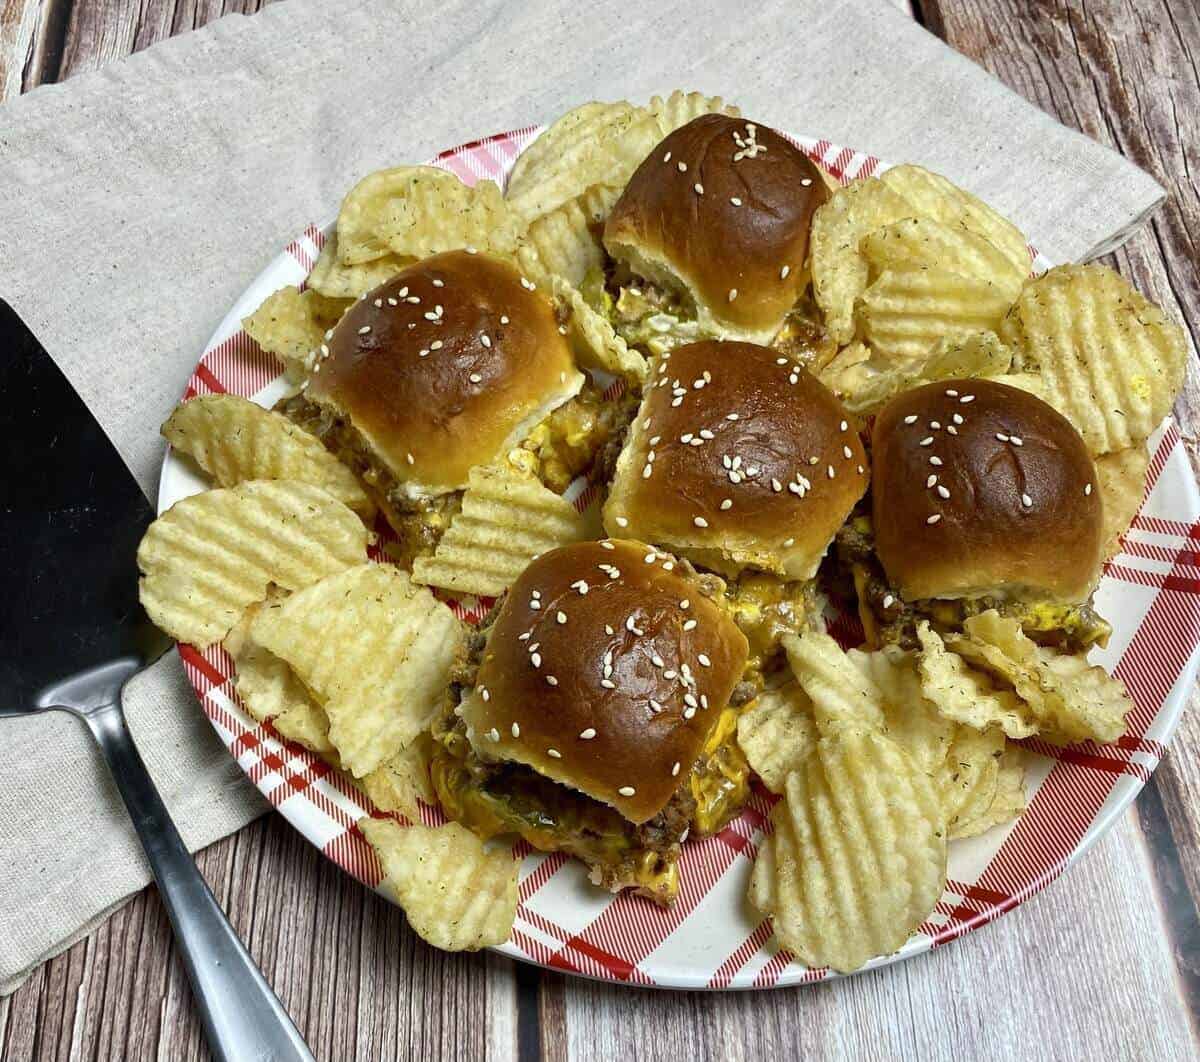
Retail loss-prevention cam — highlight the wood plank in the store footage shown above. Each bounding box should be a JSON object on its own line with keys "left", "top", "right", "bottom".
{"left": 0, "top": 0, "right": 39, "bottom": 101}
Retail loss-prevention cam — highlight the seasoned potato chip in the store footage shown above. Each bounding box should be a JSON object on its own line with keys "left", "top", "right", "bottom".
{"left": 162, "top": 395, "right": 373, "bottom": 519}
{"left": 880, "top": 164, "right": 1030, "bottom": 278}
{"left": 224, "top": 599, "right": 340, "bottom": 762}
{"left": 848, "top": 646, "right": 955, "bottom": 775}
{"left": 752, "top": 729, "right": 947, "bottom": 973}
{"left": 552, "top": 276, "right": 648, "bottom": 381}
{"left": 783, "top": 632, "right": 886, "bottom": 735}
{"left": 251, "top": 564, "right": 465, "bottom": 777}
{"left": 522, "top": 183, "right": 623, "bottom": 287}
{"left": 916, "top": 622, "right": 1036, "bottom": 739}
{"left": 861, "top": 216, "right": 1025, "bottom": 303}
{"left": 858, "top": 267, "right": 1015, "bottom": 363}
{"left": 736, "top": 682, "right": 818, "bottom": 793}
{"left": 999, "top": 264, "right": 1187, "bottom": 454}
{"left": 1095, "top": 447, "right": 1149, "bottom": 558}
{"left": 307, "top": 230, "right": 412, "bottom": 299}
{"left": 820, "top": 330, "right": 1013, "bottom": 414}
{"left": 505, "top": 101, "right": 664, "bottom": 224}
{"left": 242, "top": 287, "right": 351, "bottom": 378}
{"left": 748, "top": 831, "right": 777, "bottom": 914}
{"left": 647, "top": 90, "right": 740, "bottom": 135}
{"left": 955, "top": 746, "right": 1027, "bottom": 838}
{"left": 939, "top": 725, "right": 1004, "bottom": 838}
{"left": 809, "top": 177, "right": 912, "bottom": 344}
{"left": 412, "top": 463, "right": 589, "bottom": 598}
{"left": 361, "top": 736, "right": 435, "bottom": 821}
{"left": 336, "top": 166, "right": 519, "bottom": 265}
{"left": 138, "top": 481, "right": 368, "bottom": 649}
{"left": 359, "top": 818, "right": 518, "bottom": 951}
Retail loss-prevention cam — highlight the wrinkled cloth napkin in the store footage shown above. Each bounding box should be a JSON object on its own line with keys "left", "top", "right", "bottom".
{"left": 0, "top": 0, "right": 1164, "bottom": 995}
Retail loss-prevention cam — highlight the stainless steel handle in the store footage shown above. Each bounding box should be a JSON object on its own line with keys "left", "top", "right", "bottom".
{"left": 83, "top": 699, "right": 315, "bottom": 1062}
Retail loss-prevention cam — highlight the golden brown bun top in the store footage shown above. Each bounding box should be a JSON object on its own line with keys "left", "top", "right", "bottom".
{"left": 872, "top": 378, "right": 1103, "bottom": 603}
{"left": 307, "top": 250, "right": 580, "bottom": 493}
{"left": 603, "top": 115, "right": 830, "bottom": 339}
{"left": 463, "top": 540, "right": 749, "bottom": 824}
{"left": 603, "top": 341, "right": 868, "bottom": 579}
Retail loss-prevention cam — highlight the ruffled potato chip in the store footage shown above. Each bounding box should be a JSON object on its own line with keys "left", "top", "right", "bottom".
{"left": 412, "top": 462, "right": 589, "bottom": 598}
{"left": 879, "top": 164, "right": 1030, "bottom": 278}
{"left": 251, "top": 564, "right": 465, "bottom": 777}
{"left": 939, "top": 725, "right": 1004, "bottom": 838}
{"left": 954, "top": 746, "right": 1027, "bottom": 838}
{"left": 505, "top": 100, "right": 665, "bottom": 224}
{"left": 751, "top": 729, "right": 947, "bottom": 973}
{"left": 783, "top": 632, "right": 886, "bottom": 736}
{"left": 361, "top": 736, "right": 436, "bottom": 821}
{"left": 162, "top": 394, "right": 373, "bottom": 520}
{"left": 336, "top": 166, "right": 520, "bottom": 266}
{"left": 736, "top": 682, "right": 818, "bottom": 793}
{"left": 307, "top": 230, "right": 412, "bottom": 299}
{"left": 858, "top": 266, "right": 1014, "bottom": 364}
{"left": 242, "top": 287, "right": 351, "bottom": 378}
{"left": 998, "top": 264, "right": 1187, "bottom": 454}
{"left": 809, "top": 177, "right": 912, "bottom": 345}
{"left": 523, "top": 183, "right": 623, "bottom": 287}
{"left": 359, "top": 818, "right": 518, "bottom": 951}
{"left": 553, "top": 275, "right": 648, "bottom": 381}
{"left": 137, "top": 481, "right": 368, "bottom": 649}
{"left": 648, "top": 90, "right": 740, "bottom": 135}
{"left": 1095, "top": 446, "right": 1149, "bottom": 558}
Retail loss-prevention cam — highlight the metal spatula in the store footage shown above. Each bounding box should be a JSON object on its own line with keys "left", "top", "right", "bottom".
{"left": 0, "top": 299, "right": 314, "bottom": 1062}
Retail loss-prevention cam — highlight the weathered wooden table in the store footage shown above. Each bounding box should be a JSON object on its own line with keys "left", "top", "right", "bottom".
{"left": 0, "top": 1, "right": 1196, "bottom": 1059}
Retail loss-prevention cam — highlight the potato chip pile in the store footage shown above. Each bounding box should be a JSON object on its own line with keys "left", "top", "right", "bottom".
{"left": 140, "top": 89, "right": 1189, "bottom": 966}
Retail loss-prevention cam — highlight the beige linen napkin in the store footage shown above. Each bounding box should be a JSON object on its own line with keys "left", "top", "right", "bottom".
{"left": 0, "top": 0, "right": 1164, "bottom": 995}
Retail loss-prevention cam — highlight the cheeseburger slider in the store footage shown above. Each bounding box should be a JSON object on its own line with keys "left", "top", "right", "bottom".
{"left": 603, "top": 340, "right": 867, "bottom": 663}
{"left": 431, "top": 539, "right": 752, "bottom": 905}
{"left": 593, "top": 114, "right": 832, "bottom": 354}
{"left": 841, "top": 378, "right": 1110, "bottom": 652}
{"left": 279, "top": 249, "right": 604, "bottom": 560}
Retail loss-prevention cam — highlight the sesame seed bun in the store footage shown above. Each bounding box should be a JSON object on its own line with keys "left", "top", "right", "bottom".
{"left": 461, "top": 540, "right": 749, "bottom": 825}
{"left": 306, "top": 250, "right": 583, "bottom": 495}
{"left": 603, "top": 115, "right": 830, "bottom": 343}
{"left": 872, "top": 378, "right": 1104, "bottom": 604}
{"left": 602, "top": 341, "right": 868, "bottom": 580}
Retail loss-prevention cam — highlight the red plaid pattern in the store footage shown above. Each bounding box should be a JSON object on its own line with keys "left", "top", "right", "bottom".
{"left": 160, "top": 129, "right": 1200, "bottom": 989}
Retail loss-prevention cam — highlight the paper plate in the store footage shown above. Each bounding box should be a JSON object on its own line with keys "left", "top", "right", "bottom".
{"left": 158, "top": 126, "right": 1200, "bottom": 989}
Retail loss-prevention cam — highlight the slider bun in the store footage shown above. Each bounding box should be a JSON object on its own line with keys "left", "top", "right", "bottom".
{"left": 462, "top": 540, "right": 749, "bottom": 824}
{"left": 872, "top": 378, "right": 1103, "bottom": 603}
{"left": 603, "top": 341, "right": 868, "bottom": 580}
{"left": 603, "top": 114, "right": 830, "bottom": 343}
{"left": 307, "top": 250, "right": 582, "bottom": 494}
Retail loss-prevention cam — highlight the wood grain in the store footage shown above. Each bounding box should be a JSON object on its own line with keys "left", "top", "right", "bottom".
{"left": 0, "top": 1, "right": 1197, "bottom": 1059}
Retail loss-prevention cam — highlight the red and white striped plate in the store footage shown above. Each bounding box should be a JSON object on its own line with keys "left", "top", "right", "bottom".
{"left": 158, "top": 127, "right": 1200, "bottom": 988}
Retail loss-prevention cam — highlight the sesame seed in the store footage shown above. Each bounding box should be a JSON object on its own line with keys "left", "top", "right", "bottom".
{"left": 801, "top": 177, "right": 813, "bottom": 186}
{"left": 511, "top": 722, "right": 521, "bottom": 737}
{"left": 827, "top": 465, "right": 836, "bottom": 479}
{"left": 694, "top": 516, "right": 709, "bottom": 528}
{"left": 698, "top": 653, "right": 712, "bottom": 667}
{"left": 325, "top": 329, "right": 335, "bottom": 340}
{"left": 937, "top": 485, "right": 951, "bottom": 499}
{"left": 407, "top": 296, "right": 421, "bottom": 304}
{"left": 556, "top": 611, "right": 567, "bottom": 624}
{"left": 481, "top": 686, "right": 490, "bottom": 702}
{"left": 521, "top": 277, "right": 536, "bottom": 291}
{"left": 1085, "top": 483, "right": 1093, "bottom": 496}
{"left": 783, "top": 537, "right": 795, "bottom": 547}
{"left": 730, "top": 196, "right": 743, "bottom": 206}
{"left": 600, "top": 541, "right": 615, "bottom": 550}
{"left": 500, "top": 315, "right": 510, "bottom": 325}
{"left": 946, "top": 389, "right": 959, "bottom": 397}
{"left": 548, "top": 747, "right": 562, "bottom": 758}
{"left": 700, "top": 694, "right": 709, "bottom": 710}
{"left": 694, "top": 182, "right": 705, "bottom": 195}
{"left": 580, "top": 728, "right": 597, "bottom": 740}
{"left": 546, "top": 675, "right": 558, "bottom": 687}
{"left": 684, "top": 692, "right": 699, "bottom": 708}
{"left": 919, "top": 436, "right": 934, "bottom": 447}
{"left": 672, "top": 397, "right": 683, "bottom": 407}
{"left": 727, "top": 288, "right": 738, "bottom": 302}
{"left": 947, "top": 426, "right": 959, "bottom": 435}
{"left": 663, "top": 670, "right": 676, "bottom": 680}
{"left": 683, "top": 619, "right": 698, "bottom": 632}
{"left": 677, "top": 161, "right": 688, "bottom": 172}
{"left": 771, "top": 478, "right": 783, "bottom": 492}
{"left": 930, "top": 421, "right": 941, "bottom": 430}
{"left": 530, "top": 600, "right": 542, "bottom": 611}
{"left": 424, "top": 311, "right": 439, "bottom": 321}
{"left": 652, "top": 654, "right": 665, "bottom": 668}
{"left": 683, "top": 706, "right": 696, "bottom": 720}
{"left": 664, "top": 151, "right": 672, "bottom": 162}
{"left": 930, "top": 456, "right": 943, "bottom": 466}
{"left": 1010, "top": 436, "right": 1024, "bottom": 447}
{"left": 904, "top": 415, "right": 919, "bottom": 425}
{"left": 432, "top": 278, "right": 444, "bottom": 287}
{"left": 531, "top": 652, "right": 542, "bottom": 667}
{"left": 927, "top": 514, "right": 942, "bottom": 525}
{"left": 843, "top": 445, "right": 854, "bottom": 459}
{"left": 469, "top": 373, "right": 483, "bottom": 383}
{"left": 615, "top": 516, "right": 629, "bottom": 528}
{"left": 858, "top": 465, "right": 865, "bottom": 474}
{"left": 960, "top": 395, "right": 975, "bottom": 404}
{"left": 358, "top": 325, "right": 371, "bottom": 335}
{"left": 488, "top": 728, "right": 500, "bottom": 741}
{"left": 882, "top": 594, "right": 895, "bottom": 609}
{"left": 952, "top": 413, "right": 964, "bottom": 425}
{"left": 809, "top": 456, "right": 820, "bottom": 466}
{"left": 672, "top": 762, "right": 681, "bottom": 777}
{"left": 726, "top": 413, "right": 740, "bottom": 421}
{"left": 781, "top": 265, "right": 791, "bottom": 280}
{"left": 618, "top": 786, "right": 637, "bottom": 797}
{"left": 776, "top": 357, "right": 789, "bottom": 366}
{"left": 605, "top": 624, "right": 615, "bottom": 635}
{"left": 1021, "top": 493, "right": 1033, "bottom": 507}
{"left": 644, "top": 552, "right": 656, "bottom": 564}
{"left": 679, "top": 599, "right": 690, "bottom": 609}
{"left": 927, "top": 474, "right": 938, "bottom": 488}
{"left": 387, "top": 297, "right": 398, "bottom": 306}
{"left": 418, "top": 349, "right": 430, "bottom": 358}
{"left": 650, "top": 700, "right": 664, "bottom": 713}
{"left": 465, "top": 247, "right": 478, "bottom": 254}
{"left": 431, "top": 340, "right": 443, "bottom": 350}
{"left": 481, "top": 334, "right": 492, "bottom": 348}
{"left": 601, "top": 678, "right": 616, "bottom": 689}
{"left": 840, "top": 420, "right": 849, "bottom": 432}
{"left": 518, "top": 632, "right": 531, "bottom": 641}
{"left": 719, "top": 498, "right": 733, "bottom": 512}
{"left": 996, "top": 433, "right": 1010, "bottom": 442}
{"left": 700, "top": 429, "right": 715, "bottom": 440}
